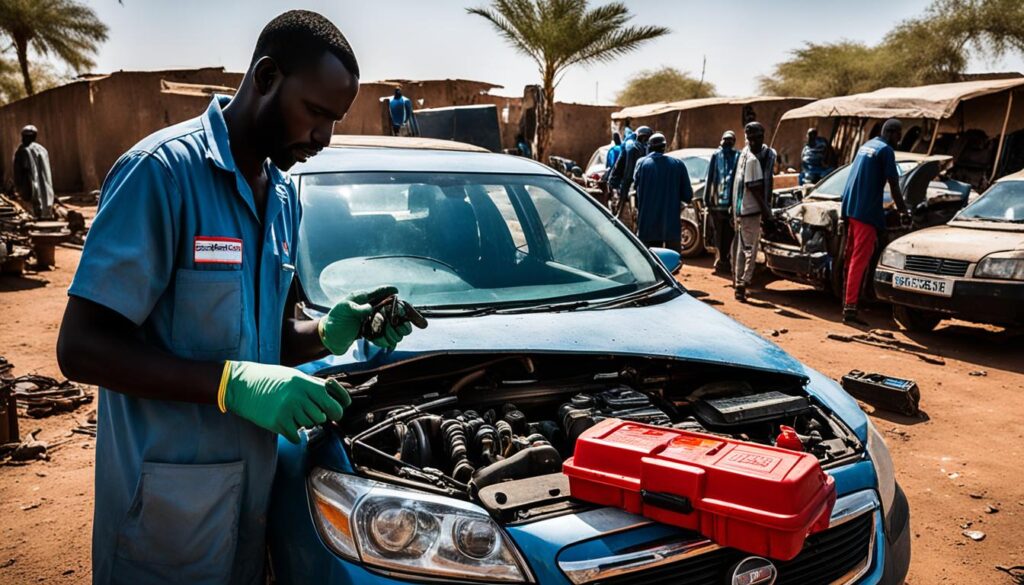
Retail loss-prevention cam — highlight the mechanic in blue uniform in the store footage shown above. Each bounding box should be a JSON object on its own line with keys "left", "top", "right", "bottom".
{"left": 609, "top": 125, "right": 652, "bottom": 202}
{"left": 605, "top": 131, "right": 623, "bottom": 169}
{"left": 56, "top": 12, "right": 416, "bottom": 585}
{"left": 633, "top": 132, "right": 693, "bottom": 252}
{"left": 388, "top": 87, "right": 416, "bottom": 135}
{"left": 703, "top": 130, "right": 740, "bottom": 274}
{"left": 839, "top": 119, "right": 909, "bottom": 325}
{"left": 799, "top": 127, "right": 833, "bottom": 185}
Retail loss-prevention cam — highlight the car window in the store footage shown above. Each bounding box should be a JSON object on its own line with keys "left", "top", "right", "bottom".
{"left": 586, "top": 146, "right": 610, "bottom": 171}
{"left": 681, "top": 156, "right": 710, "bottom": 184}
{"left": 956, "top": 180, "right": 1024, "bottom": 222}
{"left": 297, "top": 172, "right": 662, "bottom": 310}
{"left": 810, "top": 160, "right": 915, "bottom": 199}
{"left": 525, "top": 184, "right": 630, "bottom": 278}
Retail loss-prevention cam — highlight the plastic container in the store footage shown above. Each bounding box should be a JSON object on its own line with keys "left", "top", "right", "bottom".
{"left": 563, "top": 418, "right": 836, "bottom": 560}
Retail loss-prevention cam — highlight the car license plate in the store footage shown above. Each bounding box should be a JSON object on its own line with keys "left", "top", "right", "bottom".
{"left": 892, "top": 273, "right": 953, "bottom": 297}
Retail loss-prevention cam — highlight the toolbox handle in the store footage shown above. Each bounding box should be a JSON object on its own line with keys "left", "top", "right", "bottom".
{"left": 641, "top": 490, "right": 693, "bottom": 515}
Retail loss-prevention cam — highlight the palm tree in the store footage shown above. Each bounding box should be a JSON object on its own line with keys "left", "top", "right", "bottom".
{"left": 468, "top": 0, "right": 668, "bottom": 162}
{"left": 0, "top": 0, "right": 108, "bottom": 96}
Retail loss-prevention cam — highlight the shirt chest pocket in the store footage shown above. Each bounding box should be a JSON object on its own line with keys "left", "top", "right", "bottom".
{"left": 171, "top": 269, "right": 243, "bottom": 357}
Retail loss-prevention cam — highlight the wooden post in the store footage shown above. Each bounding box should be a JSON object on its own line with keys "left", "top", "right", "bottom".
{"left": 990, "top": 91, "right": 1015, "bottom": 184}
{"left": 926, "top": 119, "right": 939, "bottom": 156}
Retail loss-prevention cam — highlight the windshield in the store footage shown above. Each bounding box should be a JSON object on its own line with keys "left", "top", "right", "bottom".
{"left": 681, "top": 156, "right": 710, "bottom": 184}
{"left": 586, "top": 145, "right": 610, "bottom": 171}
{"left": 810, "top": 161, "right": 917, "bottom": 199}
{"left": 956, "top": 181, "right": 1024, "bottom": 222}
{"left": 297, "top": 172, "right": 662, "bottom": 310}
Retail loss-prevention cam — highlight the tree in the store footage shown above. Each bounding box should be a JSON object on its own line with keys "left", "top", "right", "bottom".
{"left": 468, "top": 0, "right": 669, "bottom": 161}
{"left": 760, "top": 0, "right": 1024, "bottom": 97}
{"left": 615, "top": 66, "right": 715, "bottom": 106}
{"left": 0, "top": 0, "right": 108, "bottom": 96}
{"left": 0, "top": 56, "right": 64, "bottom": 105}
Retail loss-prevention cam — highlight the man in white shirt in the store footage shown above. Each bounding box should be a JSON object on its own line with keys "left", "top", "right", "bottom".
{"left": 732, "top": 121, "right": 776, "bottom": 301}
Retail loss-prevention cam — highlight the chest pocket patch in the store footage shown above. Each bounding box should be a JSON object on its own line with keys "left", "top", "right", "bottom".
{"left": 171, "top": 269, "right": 242, "bottom": 356}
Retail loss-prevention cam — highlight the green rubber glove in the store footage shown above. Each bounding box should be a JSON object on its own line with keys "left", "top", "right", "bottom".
{"left": 219, "top": 361, "right": 352, "bottom": 444}
{"left": 318, "top": 286, "right": 412, "bottom": 353}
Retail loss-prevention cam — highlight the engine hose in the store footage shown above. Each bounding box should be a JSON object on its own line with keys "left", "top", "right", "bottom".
{"left": 440, "top": 418, "right": 475, "bottom": 483}
{"left": 495, "top": 420, "right": 514, "bottom": 457}
{"left": 474, "top": 425, "right": 499, "bottom": 464}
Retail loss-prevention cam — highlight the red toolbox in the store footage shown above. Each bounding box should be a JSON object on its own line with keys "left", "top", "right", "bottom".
{"left": 563, "top": 418, "right": 836, "bottom": 560}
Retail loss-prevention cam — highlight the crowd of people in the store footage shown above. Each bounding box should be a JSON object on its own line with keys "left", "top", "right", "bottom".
{"left": 600, "top": 116, "right": 909, "bottom": 325}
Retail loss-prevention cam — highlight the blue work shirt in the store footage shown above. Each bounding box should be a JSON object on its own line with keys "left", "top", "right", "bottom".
{"left": 389, "top": 95, "right": 413, "bottom": 126}
{"left": 633, "top": 151, "right": 693, "bottom": 241}
{"left": 605, "top": 143, "right": 622, "bottom": 169}
{"left": 841, "top": 137, "right": 899, "bottom": 231}
{"left": 800, "top": 136, "right": 832, "bottom": 185}
{"left": 614, "top": 137, "right": 647, "bottom": 194}
{"left": 68, "top": 95, "right": 300, "bottom": 585}
{"left": 704, "top": 147, "right": 739, "bottom": 209}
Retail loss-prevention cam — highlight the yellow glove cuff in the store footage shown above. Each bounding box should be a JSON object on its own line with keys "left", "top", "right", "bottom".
{"left": 217, "top": 360, "right": 233, "bottom": 413}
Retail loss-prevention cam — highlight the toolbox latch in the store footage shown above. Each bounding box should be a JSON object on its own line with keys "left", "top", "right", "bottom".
{"left": 641, "top": 490, "right": 694, "bottom": 515}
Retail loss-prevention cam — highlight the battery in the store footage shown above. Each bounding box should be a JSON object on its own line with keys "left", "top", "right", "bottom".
{"left": 563, "top": 418, "right": 836, "bottom": 561}
{"left": 841, "top": 370, "right": 920, "bottom": 416}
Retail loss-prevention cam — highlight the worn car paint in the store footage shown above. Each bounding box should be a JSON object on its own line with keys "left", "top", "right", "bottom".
{"left": 268, "top": 143, "right": 903, "bottom": 585}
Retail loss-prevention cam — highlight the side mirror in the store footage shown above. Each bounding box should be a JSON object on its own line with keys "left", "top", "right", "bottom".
{"left": 651, "top": 247, "right": 681, "bottom": 273}
{"left": 571, "top": 166, "right": 583, "bottom": 178}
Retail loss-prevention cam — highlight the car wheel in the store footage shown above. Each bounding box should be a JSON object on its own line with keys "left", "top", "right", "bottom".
{"left": 893, "top": 305, "right": 941, "bottom": 332}
{"left": 680, "top": 220, "right": 703, "bottom": 258}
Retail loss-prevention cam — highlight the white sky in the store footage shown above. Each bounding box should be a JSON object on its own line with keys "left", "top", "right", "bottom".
{"left": 68, "top": 0, "right": 1024, "bottom": 104}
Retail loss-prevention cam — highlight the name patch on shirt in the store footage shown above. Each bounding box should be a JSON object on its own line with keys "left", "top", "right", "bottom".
{"left": 194, "top": 236, "right": 243, "bottom": 265}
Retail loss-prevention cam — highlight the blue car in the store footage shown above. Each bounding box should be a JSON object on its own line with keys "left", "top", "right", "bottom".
{"left": 267, "top": 137, "right": 911, "bottom": 585}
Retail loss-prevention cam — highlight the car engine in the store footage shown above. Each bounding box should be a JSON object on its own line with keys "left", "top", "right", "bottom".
{"left": 331, "top": 355, "right": 862, "bottom": 521}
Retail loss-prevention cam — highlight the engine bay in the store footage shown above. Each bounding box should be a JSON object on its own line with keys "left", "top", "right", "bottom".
{"left": 327, "top": 354, "right": 862, "bottom": 522}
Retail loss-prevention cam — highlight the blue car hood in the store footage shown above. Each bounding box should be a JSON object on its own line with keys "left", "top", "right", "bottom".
{"left": 304, "top": 293, "right": 807, "bottom": 380}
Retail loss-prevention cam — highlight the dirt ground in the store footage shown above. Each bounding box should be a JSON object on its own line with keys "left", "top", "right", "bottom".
{"left": 1, "top": 230, "right": 1022, "bottom": 584}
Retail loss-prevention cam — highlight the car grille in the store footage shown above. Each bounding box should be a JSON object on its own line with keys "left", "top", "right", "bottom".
{"left": 904, "top": 255, "right": 970, "bottom": 277}
{"left": 588, "top": 512, "right": 874, "bottom": 585}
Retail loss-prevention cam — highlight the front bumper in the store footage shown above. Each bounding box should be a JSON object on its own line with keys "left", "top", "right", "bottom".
{"left": 762, "top": 240, "right": 831, "bottom": 287}
{"left": 874, "top": 269, "right": 1024, "bottom": 325}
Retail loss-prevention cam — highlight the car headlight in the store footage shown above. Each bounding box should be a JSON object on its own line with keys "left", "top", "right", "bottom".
{"left": 975, "top": 251, "right": 1024, "bottom": 280}
{"left": 308, "top": 467, "right": 532, "bottom": 583}
{"left": 880, "top": 248, "right": 906, "bottom": 270}
{"left": 866, "top": 422, "right": 897, "bottom": 532}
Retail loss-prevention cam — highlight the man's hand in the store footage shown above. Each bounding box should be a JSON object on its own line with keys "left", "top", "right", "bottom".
{"left": 318, "top": 286, "right": 412, "bottom": 354}
{"left": 221, "top": 361, "right": 351, "bottom": 443}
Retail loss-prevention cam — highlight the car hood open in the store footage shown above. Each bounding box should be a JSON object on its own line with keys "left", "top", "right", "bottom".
{"left": 302, "top": 292, "right": 808, "bottom": 380}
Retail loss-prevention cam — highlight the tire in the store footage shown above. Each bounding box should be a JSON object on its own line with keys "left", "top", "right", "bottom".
{"left": 680, "top": 220, "right": 703, "bottom": 258}
{"left": 893, "top": 304, "right": 941, "bottom": 332}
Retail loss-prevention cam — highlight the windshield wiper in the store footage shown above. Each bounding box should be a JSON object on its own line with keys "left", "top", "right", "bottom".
{"left": 586, "top": 282, "right": 674, "bottom": 309}
{"left": 492, "top": 300, "right": 593, "bottom": 315}
{"left": 418, "top": 306, "right": 501, "bottom": 317}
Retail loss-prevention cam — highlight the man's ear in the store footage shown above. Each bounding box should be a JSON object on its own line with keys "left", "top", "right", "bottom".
{"left": 252, "top": 56, "right": 282, "bottom": 96}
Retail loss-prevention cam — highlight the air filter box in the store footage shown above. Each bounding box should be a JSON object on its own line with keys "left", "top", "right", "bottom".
{"left": 563, "top": 418, "right": 836, "bottom": 560}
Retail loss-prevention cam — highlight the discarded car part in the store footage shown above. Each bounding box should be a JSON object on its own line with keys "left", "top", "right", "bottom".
{"left": 1, "top": 428, "right": 47, "bottom": 462}
{"left": 5, "top": 374, "right": 92, "bottom": 418}
{"left": 0, "top": 383, "right": 18, "bottom": 445}
{"left": 563, "top": 418, "right": 837, "bottom": 561}
{"left": 841, "top": 370, "right": 921, "bottom": 416}
{"left": 826, "top": 332, "right": 946, "bottom": 365}
{"left": 27, "top": 221, "right": 71, "bottom": 268}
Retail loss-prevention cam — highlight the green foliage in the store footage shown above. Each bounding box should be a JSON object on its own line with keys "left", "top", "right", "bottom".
{"left": 467, "top": 0, "right": 669, "bottom": 159}
{"left": 760, "top": 0, "right": 1024, "bottom": 97}
{"left": 0, "top": 0, "right": 108, "bottom": 95}
{"left": 615, "top": 66, "right": 715, "bottom": 106}
{"left": 0, "top": 57, "right": 65, "bottom": 105}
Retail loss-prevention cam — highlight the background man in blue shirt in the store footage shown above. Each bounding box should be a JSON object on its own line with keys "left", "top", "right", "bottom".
{"left": 702, "top": 130, "right": 739, "bottom": 274}
{"left": 388, "top": 87, "right": 417, "bottom": 135}
{"left": 633, "top": 132, "right": 693, "bottom": 252}
{"left": 799, "top": 127, "right": 833, "bottom": 185}
{"left": 839, "top": 118, "right": 909, "bottom": 325}
{"left": 56, "top": 11, "right": 416, "bottom": 584}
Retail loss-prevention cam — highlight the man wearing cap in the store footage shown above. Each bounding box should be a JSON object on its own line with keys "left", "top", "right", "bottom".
{"left": 13, "top": 124, "right": 55, "bottom": 220}
{"left": 703, "top": 130, "right": 739, "bottom": 274}
{"left": 732, "top": 121, "right": 776, "bottom": 301}
{"left": 633, "top": 132, "right": 692, "bottom": 253}
{"left": 609, "top": 125, "right": 652, "bottom": 203}
{"left": 839, "top": 119, "right": 909, "bottom": 325}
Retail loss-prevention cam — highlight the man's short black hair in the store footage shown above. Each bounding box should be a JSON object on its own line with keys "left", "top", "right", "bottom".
{"left": 252, "top": 10, "right": 359, "bottom": 78}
